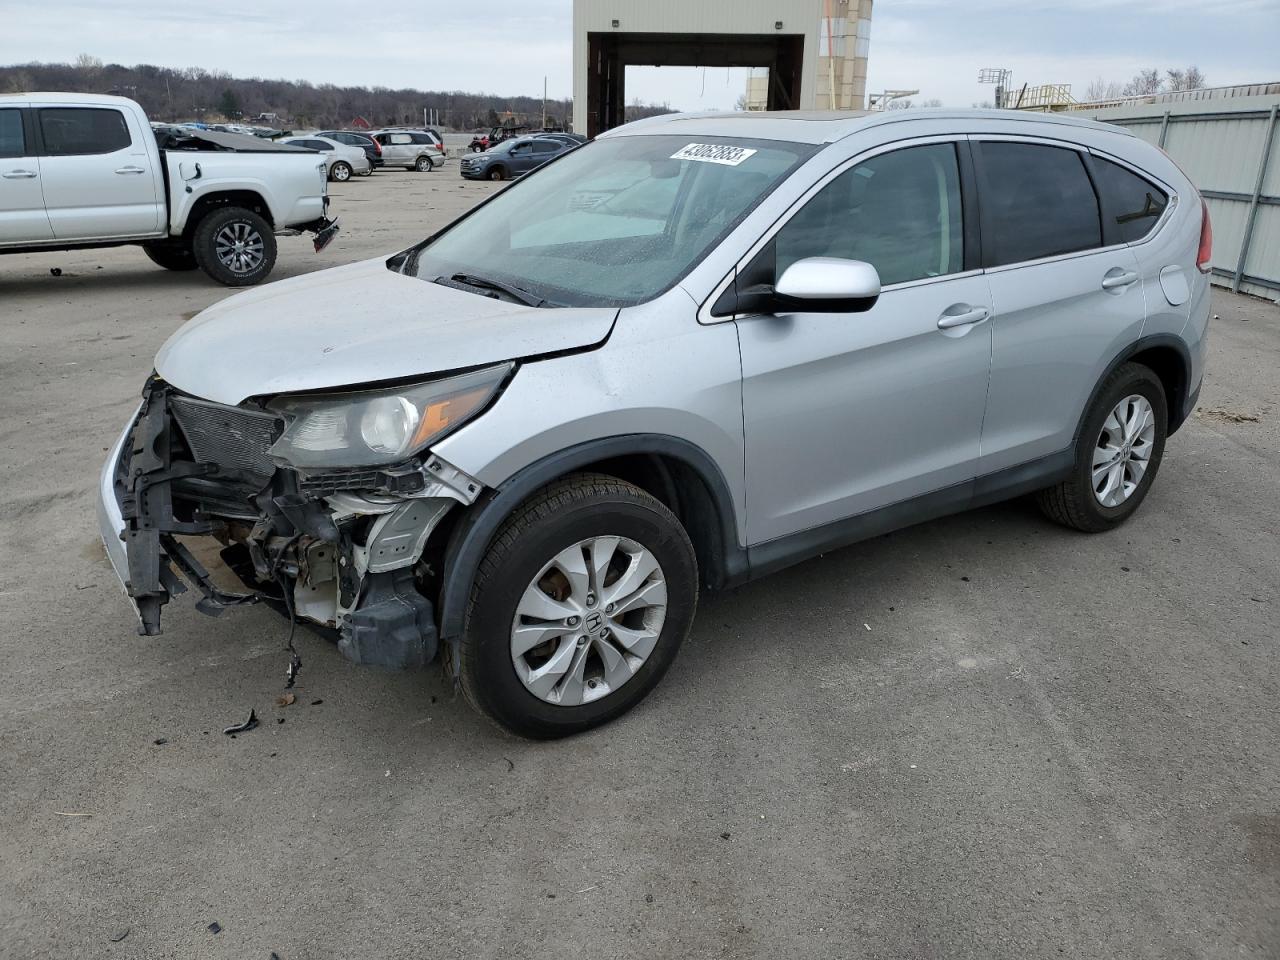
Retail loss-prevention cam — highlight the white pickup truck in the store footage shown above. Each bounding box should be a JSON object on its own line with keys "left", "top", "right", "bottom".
{"left": 0, "top": 93, "right": 338, "bottom": 285}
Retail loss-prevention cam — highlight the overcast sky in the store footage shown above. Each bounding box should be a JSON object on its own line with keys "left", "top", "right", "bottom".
{"left": 3, "top": 0, "right": 1277, "bottom": 112}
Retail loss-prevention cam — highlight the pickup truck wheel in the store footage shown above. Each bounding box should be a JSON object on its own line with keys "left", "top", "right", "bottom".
{"left": 414, "top": 156, "right": 433, "bottom": 172}
{"left": 459, "top": 473, "right": 698, "bottom": 739}
{"left": 488, "top": 165, "right": 506, "bottom": 181}
{"left": 142, "top": 242, "right": 198, "bottom": 272}
{"left": 193, "top": 207, "right": 277, "bottom": 287}
{"left": 330, "top": 161, "right": 352, "bottom": 182}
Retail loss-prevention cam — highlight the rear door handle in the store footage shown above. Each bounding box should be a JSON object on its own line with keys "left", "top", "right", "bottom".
{"left": 115, "top": 166, "right": 146, "bottom": 175}
{"left": 2, "top": 169, "right": 37, "bottom": 179}
{"left": 1101, "top": 270, "right": 1139, "bottom": 289}
{"left": 937, "top": 306, "right": 991, "bottom": 329}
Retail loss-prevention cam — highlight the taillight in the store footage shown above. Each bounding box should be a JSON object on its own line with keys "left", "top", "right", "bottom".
{"left": 1197, "top": 197, "right": 1212, "bottom": 274}
{"left": 372, "top": 140, "right": 382, "bottom": 154}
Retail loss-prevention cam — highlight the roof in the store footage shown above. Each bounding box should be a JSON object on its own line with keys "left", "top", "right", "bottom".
{"left": 602, "top": 108, "right": 1133, "bottom": 145}
{"left": 0, "top": 92, "right": 141, "bottom": 108}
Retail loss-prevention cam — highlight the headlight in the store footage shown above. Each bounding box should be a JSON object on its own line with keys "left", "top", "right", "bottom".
{"left": 267, "top": 363, "right": 512, "bottom": 468}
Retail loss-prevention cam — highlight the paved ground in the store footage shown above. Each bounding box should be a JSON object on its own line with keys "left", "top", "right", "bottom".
{"left": 1, "top": 167, "right": 1277, "bottom": 960}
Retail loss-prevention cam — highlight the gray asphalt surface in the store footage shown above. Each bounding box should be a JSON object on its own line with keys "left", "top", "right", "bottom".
{"left": 1, "top": 167, "right": 1277, "bottom": 960}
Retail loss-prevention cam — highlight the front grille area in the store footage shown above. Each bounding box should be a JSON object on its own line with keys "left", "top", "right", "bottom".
{"left": 169, "top": 395, "right": 283, "bottom": 481}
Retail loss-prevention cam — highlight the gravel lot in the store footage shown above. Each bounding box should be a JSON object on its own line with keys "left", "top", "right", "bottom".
{"left": 1, "top": 166, "right": 1277, "bottom": 960}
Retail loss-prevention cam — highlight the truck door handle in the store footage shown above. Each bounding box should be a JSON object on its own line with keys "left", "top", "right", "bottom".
{"left": 937, "top": 306, "right": 991, "bottom": 329}
{"left": 2, "top": 169, "right": 37, "bottom": 179}
{"left": 115, "top": 166, "right": 146, "bottom": 175}
{"left": 1101, "top": 270, "right": 1139, "bottom": 289}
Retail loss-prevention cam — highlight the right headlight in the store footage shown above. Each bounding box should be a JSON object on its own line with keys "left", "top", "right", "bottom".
{"left": 267, "top": 363, "right": 512, "bottom": 469}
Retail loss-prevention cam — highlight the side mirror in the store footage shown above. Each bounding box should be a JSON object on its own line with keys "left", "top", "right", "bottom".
{"left": 773, "top": 257, "right": 881, "bottom": 313}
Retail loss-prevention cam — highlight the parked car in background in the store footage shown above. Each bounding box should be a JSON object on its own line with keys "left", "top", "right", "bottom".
{"left": 316, "top": 130, "right": 383, "bottom": 168}
{"left": 1, "top": 92, "right": 337, "bottom": 285}
{"left": 459, "top": 135, "right": 572, "bottom": 180}
{"left": 280, "top": 135, "right": 371, "bottom": 181}
{"left": 99, "top": 109, "right": 1209, "bottom": 737}
{"left": 368, "top": 129, "right": 444, "bottom": 171}
{"left": 469, "top": 125, "right": 577, "bottom": 152}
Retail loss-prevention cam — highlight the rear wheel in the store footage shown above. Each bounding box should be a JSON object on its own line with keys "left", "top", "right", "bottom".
{"left": 1037, "top": 362, "right": 1168, "bottom": 532}
{"left": 330, "top": 161, "right": 352, "bottom": 182}
{"left": 415, "top": 155, "right": 433, "bottom": 172}
{"left": 142, "top": 241, "right": 198, "bottom": 272}
{"left": 459, "top": 474, "right": 698, "bottom": 739}
{"left": 192, "top": 206, "right": 277, "bottom": 287}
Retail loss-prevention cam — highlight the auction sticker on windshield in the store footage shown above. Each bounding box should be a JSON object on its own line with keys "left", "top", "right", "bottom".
{"left": 670, "top": 143, "right": 758, "bottom": 166}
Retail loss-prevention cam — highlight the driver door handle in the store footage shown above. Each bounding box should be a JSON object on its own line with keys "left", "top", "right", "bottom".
{"left": 937, "top": 306, "right": 990, "bottom": 329}
{"left": 115, "top": 166, "right": 146, "bottom": 175}
{"left": 2, "top": 169, "right": 37, "bottom": 179}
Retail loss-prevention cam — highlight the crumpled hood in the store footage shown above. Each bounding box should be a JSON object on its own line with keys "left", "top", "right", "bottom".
{"left": 155, "top": 257, "right": 617, "bottom": 405}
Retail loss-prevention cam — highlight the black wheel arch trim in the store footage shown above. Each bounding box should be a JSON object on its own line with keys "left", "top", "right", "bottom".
{"left": 437, "top": 434, "right": 746, "bottom": 641}
{"left": 1078, "top": 333, "right": 1195, "bottom": 440}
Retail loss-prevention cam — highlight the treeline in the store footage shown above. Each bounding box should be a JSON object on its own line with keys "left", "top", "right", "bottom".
{"left": 0, "top": 57, "right": 675, "bottom": 131}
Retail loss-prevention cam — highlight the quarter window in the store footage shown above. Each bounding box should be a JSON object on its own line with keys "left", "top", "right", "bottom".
{"left": 0, "top": 109, "right": 24, "bottom": 157}
{"left": 1092, "top": 156, "right": 1169, "bottom": 242}
{"left": 979, "top": 142, "right": 1102, "bottom": 265}
{"left": 38, "top": 107, "right": 132, "bottom": 156}
{"left": 775, "top": 143, "right": 964, "bottom": 286}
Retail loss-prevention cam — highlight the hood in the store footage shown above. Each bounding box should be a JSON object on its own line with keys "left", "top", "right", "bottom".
{"left": 155, "top": 258, "right": 617, "bottom": 405}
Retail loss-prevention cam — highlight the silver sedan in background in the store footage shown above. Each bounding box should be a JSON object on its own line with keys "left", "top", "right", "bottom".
{"left": 280, "top": 135, "right": 372, "bottom": 181}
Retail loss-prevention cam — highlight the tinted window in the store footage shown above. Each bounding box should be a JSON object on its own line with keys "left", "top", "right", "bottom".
{"left": 1093, "top": 156, "right": 1169, "bottom": 242}
{"left": 532, "top": 141, "right": 560, "bottom": 155}
{"left": 39, "top": 108, "right": 132, "bottom": 155}
{"left": 0, "top": 109, "right": 24, "bottom": 157}
{"left": 410, "top": 133, "right": 433, "bottom": 145}
{"left": 980, "top": 142, "right": 1101, "bottom": 265}
{"left": 311, "top": 140, "right": 333, "bottom": 151}
{"left": 776, "top": 143, "right": 964, "bottom": 286}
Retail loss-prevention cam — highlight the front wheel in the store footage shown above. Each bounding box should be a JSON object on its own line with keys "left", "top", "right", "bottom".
{"left": 330, "top": 161, "right": 352, "bottom": 182}
{"left": 1037, "top": 361, "right": 1168, "bottom": 532}
{"left": 192, "top": 206, "right": 277, "bottom": 287}
{"left": 487, "top": 165, "right": 505, "bottom": 181}
{"left": 459, "top": 474, "right": 698, "bottom": 739}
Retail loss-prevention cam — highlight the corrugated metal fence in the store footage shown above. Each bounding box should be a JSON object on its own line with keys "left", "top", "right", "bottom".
{"left": 1079, "top": 96, "right": 1280, "bottom": 299}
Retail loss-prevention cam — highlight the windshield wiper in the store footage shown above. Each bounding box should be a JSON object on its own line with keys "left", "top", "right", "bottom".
{"left": 440, "top": 273, "right": 546, "bottom": 308}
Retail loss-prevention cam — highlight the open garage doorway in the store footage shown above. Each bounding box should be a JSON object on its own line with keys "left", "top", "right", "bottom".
{"left": 584, "top": 32, "right": 804, "bottom": 137}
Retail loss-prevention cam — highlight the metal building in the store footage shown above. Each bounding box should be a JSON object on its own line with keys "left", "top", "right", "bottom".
{"left": 572, "top": 0, "right": 873, "bottom": 137}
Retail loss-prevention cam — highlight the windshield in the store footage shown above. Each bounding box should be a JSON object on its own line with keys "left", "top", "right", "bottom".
{"left": 411, "top": 134, "right": 815, "bottom": 307}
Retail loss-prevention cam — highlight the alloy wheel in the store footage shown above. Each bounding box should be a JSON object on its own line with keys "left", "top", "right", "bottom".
{"left": 213, "top": 221, "right": 265, "bottom": 275}
{"left": 1092, "top": 394, "right": 1156, "bottom": 507}
{"left": 510, "top": 536, "right": 667, "bottom": 706}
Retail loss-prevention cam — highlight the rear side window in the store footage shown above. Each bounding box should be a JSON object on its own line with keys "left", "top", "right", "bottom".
{"left": 387, "top": 133, "right": 413, "bottom": 145}
{"left": 1092, "top": 156, "right": 1169, "bottom": 242}
{"left": 0, "top": 109, "right": 25, "bottom": 157}
{"left": 39, "top": 107, "right": 132, "bottom": 156}
{"left": 776, "top": 142, "right": 965, "bottom": 286}
{"left": 532, "top": 141, "right": 560, "bottom": 155}
{"left": 979, "top": 142, "right": 1101, "bottom": 265}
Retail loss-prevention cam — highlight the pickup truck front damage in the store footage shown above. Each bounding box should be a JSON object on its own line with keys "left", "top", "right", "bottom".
{"left": 100, "top": 380, "right": 479, "bottom": 669}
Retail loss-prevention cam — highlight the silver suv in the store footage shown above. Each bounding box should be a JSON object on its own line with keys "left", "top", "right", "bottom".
{"left": 100, "top": 110, "right": 1211, "bottom": 738}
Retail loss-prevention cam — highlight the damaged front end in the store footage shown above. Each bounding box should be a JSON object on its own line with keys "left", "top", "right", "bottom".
{"left": 100, "top": 372, "right": 502, "bottom": 670}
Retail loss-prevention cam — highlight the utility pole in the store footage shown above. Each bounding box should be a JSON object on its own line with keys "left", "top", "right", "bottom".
{"left": 542, "top": 76, "right": 548, "bottom": 129}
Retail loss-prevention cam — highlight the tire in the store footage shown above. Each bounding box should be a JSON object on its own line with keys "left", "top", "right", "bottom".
{"left": 471, "top": 144, "right": 483, "bottom": 153}
{"left": 142, "top": 241, "right": 198, "bottom": 272}
{"left": 459, "top": 473, "right": 698, "bottom": 739}
{"left": 1036, "top": 361, "right": 1168, "bottom": 532}
{"left": 192, "top": 206, "right": 277, "bottom": 287}
{"left": 488, "top": 165, "right": 506, "bottom": 181}
{"left": 414, "top": 156, "right": 433, "bottom": 172}
{"left": 330, "top": 161, "right": 352, "bottom": 182}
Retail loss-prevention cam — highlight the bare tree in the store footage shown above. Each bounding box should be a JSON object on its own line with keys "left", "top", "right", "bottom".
{"left": 1123, "top": 69, "right": 1163, "bottom": 97}
{"left": 885, "top": 97, "right": 913, "bottom": 110}
{"left": 971, "top": 100, "right": 994, "bottom": 108}
{"left": 733, "top": 92, "right": 748, "bottom": 111}
{"left": 1167, "top": 66, "right": 1206, "bottom": 91}
{"left": 1085, "top": 76, "right": 1125, "bottom": 101}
